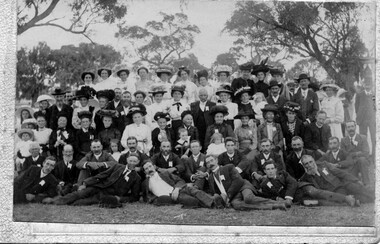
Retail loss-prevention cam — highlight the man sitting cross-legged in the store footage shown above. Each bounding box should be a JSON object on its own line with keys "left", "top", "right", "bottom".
{"left": 299, "top": 155, "right": 374, "bottom": 205}
{"left": 51, "top": 153, "right": 141, "bottom": 206}
{"left": 259, "top": 160, "right": 359, "bottom": 207}
{"left": 142, "top": 160, "right": 224, "bottom": 209}
{"left": 204, "top": 154, "right": 287, "bottom": 211}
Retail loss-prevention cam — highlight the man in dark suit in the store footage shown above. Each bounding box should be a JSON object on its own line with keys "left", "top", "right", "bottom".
{"left": 49, "top": 88, "right": 74, "bottom": 130}
{"left": 115, "top": 94, "right": 133, "bottom": 134}
{"left": 304, "top": 110, "right": 331, "bottom": 154}
{"left": 119, "top": 136, "right": 149, "bottom": 180}
{"left": 251, "top": 138, "right": 286, "bottom": 187}
{"left": 300, "top": 155, "right": 374, "bottom": 204}
{"left": 106, "top": 88, "right": 123, "bottom": 111}
{"left": 204, "top": 155, "right": 286, "bottom": 210}
{"left": 49, "top": 112, "right": 76, "bottom": 160}
{"left": 231, "top": 62, "right": 256, "bottom": 102}
{"left": 285, "top": 136, "right": 320, "bottom": 180}
{"left": 74, "top": 111, "right": 98, "bottom": 160}
{"left": 266, "top": 80, "right": 288, "bottom": 123}
{"left": 291, "top": 74, "right": 319, "bottom": 124}
{"left": 151, "top": 140, "right": 185, "bottom": 175}
{"left": 21, "top": 142, "right": 46, "bottom": 172}
{"left": 52, "top": 144, "right": 80, "bottom": 195}
{"left": 76, "top": 140, "right": 117, "bottom": 185}
{"left": 355, "top": 81, "right": 376, "bottom": 156}
{"left": 218, "top": 137, "right": 251, "bottom": 180}
{"left": 14, "top": 156, "right": 58, "bottom": 203}
{"left": 183, "top": 140, "right": 208, "bottom": 190}
{"left": 261, "top": 159, "right": 358, "bottom": 206}
{"left": 142, "top": 160, "right": 223, "bottom": 208}
{"left": 53, "top": 153, "right": 141, "bottom": 206}
{"left": 190, "top": 89, "right": 216, "bottom": 149}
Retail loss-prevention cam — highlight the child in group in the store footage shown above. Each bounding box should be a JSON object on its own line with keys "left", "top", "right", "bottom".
{"left": 252, "top": 92, "right": 268, "bottom": 125}
{"left": 151, "top": 112, "right": 175, "bottom": 154}
{"left": 174, "top": 128, "right": 191, "bottom": 158}
{"left": 147, "top": 86, "right": 170, "bottom": 130}
{"left": 109, "top": 139, "right": 121, "bottom": 162}
{"left": 14, "top": 128, "right": 34, "bottom": 175}
{"left": 206, "top": 132, "right": 226, "bottom": 156}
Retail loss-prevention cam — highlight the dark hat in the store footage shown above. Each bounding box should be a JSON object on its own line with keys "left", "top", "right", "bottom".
{"left": 137, "top": 66, "right": 149, "bottom": 74}
{"left": 269, "top": 68, "right": 285, "bottom": 76}
{"left": 33, "top": 110, "right": 47, "bottom": 120}
{"left": 154, "top": 112, "right": 171, "bottom": 121}
{"left": 181, "top": 110, "right": 193, "bottom": 120}
{"left": 96, "top": 89, "right": 115, "bottom": 101}
{"left": 116, "top": 68, "right": 130, "bottom": 77}
{"left": 134, "top": 90, "right": 147, "bottom": 98}
{"left": 215, "top": 84, "right": 233, "bottom": 96}
{"left": 81, "top": 71, "right": 95, "bottom": 81}
{"left": 308, "top": 82, "right": 321, "bottom": 92}
{"left": 149, "top": 85, "right": 168, "bottom": 95}
{"left": 251, "top": 64, "right": 269, "bottom": 76}
{"left": 283, "top": 101, "right": 301, "bottom": 112}
{"left": 171, "top": 85, "right": 186, "bottom": 96}
{"left": 127, "top": 104, "right": 147, "bottom": 117}
{"left": 75, "top": 89, "right": 90, "bottom": 100}
{"left": 268, "top": 79, "right": 283, "bottom": 89}
{"left": 234, "top": 110, "right": 255, "bottom": 120}
{"left": 295, "top": 73, "right": 311, "bottom": 82}
{"left": 78, "top": 110, "right": 93, "bottom": 120}
{"left": 196, "top": 69, "right": 209, "bottom": 80}
{"left": 78, "top": 86, "right": 96, "bottom": 98}
{"left": 239, "top": 62, "right": 254, "bottom": 71}
{"left": 97, "top": 68, "right": 112, "bottom": 77}
{"left": 97, "top": 109, "right": 118, "bottom": 118}
{"left": 261, "top": 104, "right": 279, "bottom": 114}
{"left": 234, "top": 86, "right": 253, "bottom": 98}
{"left": 51, "top": 88, "right": 66, "bottom": 96}
{"left": 156, "top": 65, "right": 173, "bottom": 76}
{"left": 210, "top": 105, "right": 229, "bottom": 117}
{"left": 320, "top": 83, "right": 339, "bottom": 91}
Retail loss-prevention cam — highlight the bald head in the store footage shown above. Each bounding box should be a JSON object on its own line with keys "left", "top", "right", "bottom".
{"left": 198, "top": 88, "right": 208, "bottom": 102}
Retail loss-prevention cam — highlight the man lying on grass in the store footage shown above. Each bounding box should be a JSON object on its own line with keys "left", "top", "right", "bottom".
{"left": 46, "top": 153, "right": 141, "bottom": 208}
{"left": 142, "top": 160, "right": 224, "bottom": 208}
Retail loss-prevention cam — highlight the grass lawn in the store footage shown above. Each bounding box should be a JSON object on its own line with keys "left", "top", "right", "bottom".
{"left": 13, "top": 202, "right": 375, "bottom": 226}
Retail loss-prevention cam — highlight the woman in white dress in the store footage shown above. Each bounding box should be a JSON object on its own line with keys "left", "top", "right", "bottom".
{"left": 251, "top": 92, "right": 268, "bottom": 125}
{"left": 154, "top": 65, "right": 173, "bottom": 101}
{"left": 115, "top": 67, "right": 136, "bottom": 94}
{"left": 120, "top": 104, "right": 152, "bottom": 155}
{"left": 320, "top": 83, "right": 344, "bottom": 139}
{"left": 175, "top": 67, "right": 198, "bottom": 104}
{"left": 79, "top": 71, "right": 96, "bottom": 89}
{"left": 147, "top": 85, "right": 170, "bottom": 130}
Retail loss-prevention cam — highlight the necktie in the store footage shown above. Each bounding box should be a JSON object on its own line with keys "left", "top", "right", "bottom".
{"left": 214, "top": 170, "right": 221, "bottom": 182}
{"left": 173, "top": 102, "right": 182, "bottom": 111}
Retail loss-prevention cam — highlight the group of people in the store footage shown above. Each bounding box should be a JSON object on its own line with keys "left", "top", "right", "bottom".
{"left": 14, "top": 62, "right": 376, "bottom": 211}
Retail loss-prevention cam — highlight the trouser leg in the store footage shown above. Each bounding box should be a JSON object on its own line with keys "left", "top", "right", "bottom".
{"left": 302, "top": 185, "right": 347, "bottom": 203}
{"left": 77, "top": 169, "right": 91, "bottom": 185}
{"left": 369, "top": 122, "right": 376, "bottom": 156}
{"left": 179, "top": 186, "right": 214, "bottom": 208}
{"left": 230, "top": 191, "right": 273, "bottom": 210}
{"left": 344, "top": 182, "right": 374, "bottom": 203}
{"left": 355, "top": 157, "right": 370, "bottom": 185}
{"left": 54, "top": 187, "right": 100, "bottom": 205}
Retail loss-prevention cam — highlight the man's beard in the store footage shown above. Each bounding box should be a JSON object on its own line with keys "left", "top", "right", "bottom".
{"left": 129, "top": 147, "right": 136, "bottom": 152}
{"left": 293, "top": 147, "right": 302, "bottom": 152}
{"left": 63, "top": 155, "right": 73, "bottom": 161}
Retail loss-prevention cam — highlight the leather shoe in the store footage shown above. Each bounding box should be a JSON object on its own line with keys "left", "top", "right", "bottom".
{"left": 212, "top": 194, "right": 225, "bottom": 209}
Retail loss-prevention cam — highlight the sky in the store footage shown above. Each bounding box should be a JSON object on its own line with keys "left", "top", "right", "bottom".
{"left": 17, "top": 0, "right": 376, "bottom": 71}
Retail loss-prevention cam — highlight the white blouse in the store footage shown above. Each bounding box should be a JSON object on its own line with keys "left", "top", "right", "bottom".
{"left": 33, "top": 128, "right": 52, "bottom": 145}
{"left": 320, "top": 96, "right": 344, "bottom": 123}
{"left": 121, "top": 123, "right": 152, "bottom": 154}
{"left": 218, "top": 101, "right": 238, "bottom": 120}
{"left": 168, "top": 99, "right": 190, "bottom": 121}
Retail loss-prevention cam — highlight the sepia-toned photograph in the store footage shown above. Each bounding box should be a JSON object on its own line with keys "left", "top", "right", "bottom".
{"left": 5, "top": 0, "right": 378, "bottom": 241}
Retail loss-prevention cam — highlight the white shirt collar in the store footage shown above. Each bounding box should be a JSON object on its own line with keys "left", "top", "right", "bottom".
{"left": 227, "top": 152, "right": 234, "bottom": 158}
{"left": 163, "top": 154, "right": 170, "bottom": 161}
{"left": 212, "top": 166, "right": 220, "bottom": 173}
{"left": 32, "top": 155, "right": 39, "bottom": 161}
{"left": 40, "top": 170, "right": 48, "bottom": 178}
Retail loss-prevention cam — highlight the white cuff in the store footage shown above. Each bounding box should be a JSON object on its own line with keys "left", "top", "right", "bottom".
{"left": 103, "top": 162, "right": 108, "bottom": 168}
{"left": 190, "top": 174, "right": 196, "bottom": 182}
{"left": 285, "top": 196, "right": 293, "bottom": 200}
{"left": 83, "top": 162, "right": 88, "bottom": 169}
{"left": 236, "top": 167, "right": 242, "bottom": 174}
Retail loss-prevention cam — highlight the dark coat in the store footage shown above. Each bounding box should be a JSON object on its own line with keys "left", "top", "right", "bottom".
{"left": 151, "top": 152, "right": 185, "bottom": 174}
{"left": 83, "top": 163, "right": 141, "bottom": 202}
{"left": 280, "top": 118, "right": 305, "bottom": 151}
{"left": 151, "top": 127, "right": 175, "bottom": 154}
{"left": 21, "top": 155, "right": 46, "bottom": 172}
{"left": 299, "top": 162, "right": 360, "bottom": 192}
{"left": 178, "top": 124, "right": 199, "bottom": 141}
{"left": 48, "top": 104, "right": 73, "bottom": 130}
{"left": 48, "top": 127, "right": 76, "bottom": 159}
{"left": 319, "top": 149, "right": 355, "bottom": 169}
{"left": 14, "top": 165, "right": 58, "bottom": 202}
{"left": 106, "top": 100, "right": 123, "bottom": 111}
{"left": 285, "top": 149, "right": 320, "bottom": 180}
{"left": 74, "top": 127, "right": 98, "bottom": 160}
{"left": 304, "top": 122, "right": 331, "bottom": 152}
{"left": 97, "top": 127, "right": 121, "bottom": 151}
{"left": 340, "top": 134, "right": 370, "bottom": 158}
{"left": 183, "top": 153, "right": 207, "bottom": 182}
{"left": 259, "top": 170, "right": 298, "bottom": 200}
{"left": 255, "top": 81, "right": 269, "bottom": 98}
{"left": 115, "top": 106, "right": 133, "bottom": 134}
{"left": 266, "top": 95, "right": 288, "bottom": 123}
{"left": 291, "top": 89, "right": 319, "bottom": 122}
{"left": 76, "top": 151, "right": 117, "bottom": 177}
{"left": 190, "top": 101, "right": 216, "bottom": 128}
{"left": 231, "top": 78, "right": 256, "bottom": 102}
{"left": 218, "top": 150, "right": 251, "bottom": 180}
{"left": 252, "top": 151, "right": 285, "bottom": 176}
{"left": 52, "top": 159, "right": 80, "bottom": 185}
{"left": 257, "top": 122, "right": 284, "bottom": 151}
{"left": 207, "top": 164, "right": 255, "bottom": 200}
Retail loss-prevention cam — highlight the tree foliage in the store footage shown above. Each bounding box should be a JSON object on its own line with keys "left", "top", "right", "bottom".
{"left": 224, "top": 1, "right": 369, "bottom": 89}
{"left": 116, "top": 12, "right": 200, "bottom": 66}
{"left": 213, "top": 52, "right": 239, "bottom": 72}
{"left": 172, "top": 53, "right": 207, "bottom": 73}
{"left": 17, "top": 42, "right": 122, "bottom": 101}
{"left": 17, "top": 0, "right": 127, "bottom": 42}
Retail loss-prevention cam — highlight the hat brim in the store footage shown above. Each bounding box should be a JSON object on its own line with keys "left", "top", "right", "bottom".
{"left": 215, "top": 90, "right": 233, "bottom": 96}
{"left": 150, "top": 91, "right": 167, "bottom": 95}
{"left": 251, "top": 67, "right": 269, "bottom": 75}
{"left": 16, "top": 107, "right": 35, "bottom": 118}
{"left": 171, "top": 90, "right": 184, "bottom": 96}
{"left": 261, "top": 109, "right": 279, "bottom": 114}
{"left": 234, "top": 114, "right": 255, "bottom": 119}
{"left": 116, "top": 69, "right": 130, "bottom": 77}
{"left": 156, "top": 71, "right": 172, "bottom": 77}
{"left": 127, "top": 110, "right": 147, "bottom": 117}
{"left": 17, "top": 129, "right": 34, "bottom": 139}
{"left": 81, "top": 72, "right": 95, "bottom": 81}
{"left": 97, "top": 69, "right": 112, "bottom": 77}
{"left": 268, "top": 83, "right": 283, "bottom": 89}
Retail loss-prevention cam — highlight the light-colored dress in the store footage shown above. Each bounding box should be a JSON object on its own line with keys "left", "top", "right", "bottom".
{"left": 320, "top": 96, "right": 344, "bottom": 139}
{"left": 206, "top": 143, "right": 227, "bottom": 156}
{"left": 33, "top": 128, "right": 52, "bottom": 145}
{"left": 234, "top": 125, "right": 258, "bottom": 151}
{"left": 175, "top": 80, "right": 198, "bottom": 104}
{"left": 121, "top": 123, "right": 152, "bottom": 154}
{"left": 146, "top": 100, "right": 170, "bottom": 130}
{"left": 252, "top": 101, "right": 267, "bottom": 124}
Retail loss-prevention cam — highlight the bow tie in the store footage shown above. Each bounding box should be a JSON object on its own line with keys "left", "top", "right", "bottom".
{"left": 173, "top": 102, "right": 182, "bottom": 111}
